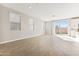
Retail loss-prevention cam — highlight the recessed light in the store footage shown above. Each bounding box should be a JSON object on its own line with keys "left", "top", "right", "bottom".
{"left": 26, "top": 4, "right": 32, "bottom": 9}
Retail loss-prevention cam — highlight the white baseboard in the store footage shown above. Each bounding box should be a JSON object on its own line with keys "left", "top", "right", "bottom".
{"left": 0, "top": 33, "right": 43, "bottom": 44}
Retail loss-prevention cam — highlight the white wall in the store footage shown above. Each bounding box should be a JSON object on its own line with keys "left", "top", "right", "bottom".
{"left": 0, "top": 5, "right": 44, "bottom": 43}
{"left": 45, "top": 22, "right": 52, "bottom": 35}
{"left": 69, "top": 18, "right": 79, "bottom": 37}
{"left": 34, "top": 18, "right": 44, "bottom": 34}
{"left": 0, "top": 8, "right": 2, "bottom": 40}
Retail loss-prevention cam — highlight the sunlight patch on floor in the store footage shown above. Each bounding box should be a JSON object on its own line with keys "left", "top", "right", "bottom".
{"left": 56, "top": 34, "right": 79, "bottom": 43}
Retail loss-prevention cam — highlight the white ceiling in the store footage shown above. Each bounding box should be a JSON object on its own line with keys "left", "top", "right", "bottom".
{"left": 1, "top": 3, "right": 79, "bottom": 21}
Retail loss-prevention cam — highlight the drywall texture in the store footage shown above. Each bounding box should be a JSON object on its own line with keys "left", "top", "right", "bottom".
{"left": 0, "top": 5, "right": 44, "bottom": 43}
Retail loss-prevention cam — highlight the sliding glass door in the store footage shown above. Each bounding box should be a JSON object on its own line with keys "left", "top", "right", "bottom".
{"left": 54, "top": 19, "right": 69, "bottom": 35}
{"left": 44, "top": 19, "right": 69, "bottom": 35}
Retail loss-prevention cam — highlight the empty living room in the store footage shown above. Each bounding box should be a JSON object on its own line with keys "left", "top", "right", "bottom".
{"left": 0, "top": 3, "right": 79, "bottom": 56}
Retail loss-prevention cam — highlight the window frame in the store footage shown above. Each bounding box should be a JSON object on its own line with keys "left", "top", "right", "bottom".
{"left": 54, "top": 19, "right": 69, "bottom": 35}
{"left": 9, "top": 11, "right": 21, "bottom": 31}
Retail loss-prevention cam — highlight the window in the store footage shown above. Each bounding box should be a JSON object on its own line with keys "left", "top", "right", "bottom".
{"left": 9, "top": 12, "right": 21, "bottom": 31}
{"left": 54, "top": 19, "right": 69, "bottom": 34}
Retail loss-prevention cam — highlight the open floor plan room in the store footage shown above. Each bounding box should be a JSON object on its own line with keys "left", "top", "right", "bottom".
{"left": 0, "top": 3, "right": 79, "bottom": 56}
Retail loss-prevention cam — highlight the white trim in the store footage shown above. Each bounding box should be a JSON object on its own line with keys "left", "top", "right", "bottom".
{"left": 0, "top": 33, "right": 43, "bottom": 44}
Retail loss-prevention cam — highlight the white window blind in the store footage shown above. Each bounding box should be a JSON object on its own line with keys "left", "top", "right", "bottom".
{"left": 9, "top": 12, "right": 21, "bottom": 31}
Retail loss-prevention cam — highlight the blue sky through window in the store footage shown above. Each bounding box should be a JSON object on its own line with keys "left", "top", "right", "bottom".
{"left": 55, "top": 19, "right": 69, "bottom": 28}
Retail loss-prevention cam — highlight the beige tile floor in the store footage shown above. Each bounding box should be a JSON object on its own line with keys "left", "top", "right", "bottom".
{"left": 0, "top": 35, "right": 79, "bottom": 56}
